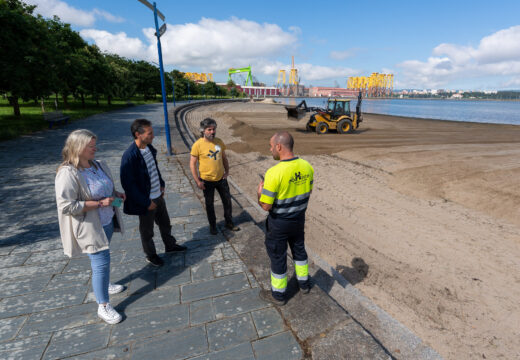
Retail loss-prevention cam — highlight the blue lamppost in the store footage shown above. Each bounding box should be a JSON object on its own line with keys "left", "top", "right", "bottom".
{"left": 138, "top": 0, "right": 172, "bottom": 155}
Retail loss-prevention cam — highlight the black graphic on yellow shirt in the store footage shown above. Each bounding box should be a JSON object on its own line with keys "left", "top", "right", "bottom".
{"left": 207, "top": 149, "right": 219, "bottom": 160}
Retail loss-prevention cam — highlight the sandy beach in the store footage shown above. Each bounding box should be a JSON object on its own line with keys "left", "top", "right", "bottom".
{"left": 184, "top": 101, "right": 520, "bottom": 360}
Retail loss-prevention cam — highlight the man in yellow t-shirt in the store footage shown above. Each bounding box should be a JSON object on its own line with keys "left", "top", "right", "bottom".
{"left": 190, "top": 118, "right": 240, "bottom": 235}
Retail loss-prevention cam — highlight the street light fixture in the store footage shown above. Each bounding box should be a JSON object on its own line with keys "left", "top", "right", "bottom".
{"left": 138, "top": 0, "right": 172, "bottom": 155}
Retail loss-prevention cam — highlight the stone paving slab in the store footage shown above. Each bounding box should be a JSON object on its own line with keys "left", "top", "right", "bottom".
{"left": 0, "top": 275, "right": 52, "bottom": 298}
{"left": 0, "top": 316, "right": 27, "bottom": 342}
{"left": 181, "top": 273, "right": 250, "bottom": 302}
{"left": 252, "top": 331, "right": 302, "bottom": 360}
{"left": 190, "top": 342, "right": 256, "bottom": 360}
{"left": 189, "top": 298, "right": 215, "bottom": 325}
{"left": 0, "top": 252, "right": 31, "bottom": 268}
{"left": 43, "top": 324, "right": 110, "bottom": 359}
{"left": 0, "top": 285, "right": 88, "bottom": 319}
{"left": 213, "top": 288, "right": 267, "bottom": 319}
{"left": 251, "top": 307, "right": 287, "bottom": 338}
{"left": 130, "top": 325, "right": 208, "bottom": 360}
{"left": 206, "top": 313, "right": 258, "bottom": 351}
{"left": 0, "top": 333, "right": 52, "bottom": 360}
{"left": 17, "top": 302, "right": 98, "bottom": 338}
{"left": 109, "top": 304, "right": 189, "bottom": 344}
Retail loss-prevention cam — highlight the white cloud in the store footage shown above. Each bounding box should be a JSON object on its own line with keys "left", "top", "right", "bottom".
{"left": 26, "top": 0, "right": 123, "bottom": 27}
{"left": 503, "top": 76, "right": 520, "bottom": 87}
{"left": 79, "top": 16, "right": 360, "bottom": 85}
{"left": 81, "top": 17, "right": 298, "bottom": 71}
{"left": 398, "top": 25, "right": 520, "bottom": 89}
{"left": 80, "top": 30, "right": 146, "bottom": 58}
{"left": 152, "top": 17, "right": 298, "bottom": 71}
{"left": 297, "top": 63, "right": 358, "bottom": 82}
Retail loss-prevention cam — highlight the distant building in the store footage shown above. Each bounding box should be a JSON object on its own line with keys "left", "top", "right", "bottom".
{"left": 241, "top": 86, "right": 280, "bottom": 97}
{"left": 309, "top": 87, "right": 358, "bottom": 97}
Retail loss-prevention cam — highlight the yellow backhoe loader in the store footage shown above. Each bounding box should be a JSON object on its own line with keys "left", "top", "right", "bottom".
{"left": 306, "top": 92, "right": 363, "bottom": 134}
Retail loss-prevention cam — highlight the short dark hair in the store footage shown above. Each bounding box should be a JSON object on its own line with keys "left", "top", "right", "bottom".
{"left": 131, "top": 119, "right": 152, "bottom": 139}
{"left": 273, "top": 131, "right": 294, "bottom": 151}
{"left": 199, "top": 118, "right": 217, "bottom": 137}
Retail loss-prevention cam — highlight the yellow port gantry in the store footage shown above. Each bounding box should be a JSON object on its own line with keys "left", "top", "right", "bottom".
{"left": 347, "top": 73, "right": 394, "bottom": 97}
{"left": 184, "top": 72, "right": 214, "bottom": 83}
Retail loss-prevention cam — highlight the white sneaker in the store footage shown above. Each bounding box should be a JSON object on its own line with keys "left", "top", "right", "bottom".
{"left": 108, "top": 283, "right": 124, "bottom": 295}
{"left": 98, "top": 303, "right": 122, "bottom": 324}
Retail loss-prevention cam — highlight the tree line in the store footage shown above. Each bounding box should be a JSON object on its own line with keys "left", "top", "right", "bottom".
{"left": 0, "top": 0, "right": 241, "bottom": 118}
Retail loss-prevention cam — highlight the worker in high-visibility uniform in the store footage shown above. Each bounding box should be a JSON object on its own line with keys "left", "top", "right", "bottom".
{"left": 257, "top": 131, "right": 313, "bottom": 305}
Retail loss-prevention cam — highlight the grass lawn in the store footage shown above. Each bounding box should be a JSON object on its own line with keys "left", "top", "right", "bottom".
{"left": 0, "top": 96, "right": 160, "bottom": 141}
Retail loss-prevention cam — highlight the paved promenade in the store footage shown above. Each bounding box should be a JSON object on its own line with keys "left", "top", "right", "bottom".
{"left": 0, "top": 103, "right": 438, "bottom": 359}
{"left": 0, "top": 103, "right": 306, "bottom": 359}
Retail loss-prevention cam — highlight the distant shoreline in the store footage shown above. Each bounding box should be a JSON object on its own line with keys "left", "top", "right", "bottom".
{"left": 275, "top": 96, "right": 520, "bottom": 102}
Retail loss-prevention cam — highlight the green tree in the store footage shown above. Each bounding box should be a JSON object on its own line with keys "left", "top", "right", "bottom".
{"left": 81, "top": 45, "right": 109, "bottom": 106}
{"left": 171, "top": 70, "right": 188, "bottom": 100}
{"left": 204, "top": 81, "right": 219, "bottom": 97}
{"left": 131, "top": 61, "right": 161, "bottom": 99}
{"left": 46, "top": 16, "right": 87, "bottom": 108}
{"left": 0, "top": 0, "right": 54, "bottom": 116}
{"left": 104, "top": 54, "right": 135, "bottom": 103}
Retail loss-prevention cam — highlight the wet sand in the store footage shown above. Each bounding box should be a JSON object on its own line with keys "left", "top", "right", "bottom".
{"left": 185, "top": 102, "right": 520, "bottom": 360}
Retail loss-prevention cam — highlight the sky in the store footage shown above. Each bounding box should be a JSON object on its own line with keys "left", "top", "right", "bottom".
{"left": 25, "top": 0, "right": 520, "bottom": 90}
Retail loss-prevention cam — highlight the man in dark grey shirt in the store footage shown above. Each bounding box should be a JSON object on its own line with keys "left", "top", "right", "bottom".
{"left": 120, "top": 119, "right": 186, "bottom": 267}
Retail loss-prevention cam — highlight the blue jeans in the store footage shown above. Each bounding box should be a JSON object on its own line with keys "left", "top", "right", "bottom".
{"left": 88, "top": 222, "right": 114, "bottom": 304}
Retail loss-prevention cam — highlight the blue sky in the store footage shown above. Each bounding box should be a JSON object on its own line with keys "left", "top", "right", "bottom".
{"left": 27, "top": 0, "right": 520, "bottom": 90}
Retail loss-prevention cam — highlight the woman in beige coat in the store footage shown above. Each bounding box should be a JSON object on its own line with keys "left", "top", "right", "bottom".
{"left": 55, "top": 129, "right": 125, "bottom": 324}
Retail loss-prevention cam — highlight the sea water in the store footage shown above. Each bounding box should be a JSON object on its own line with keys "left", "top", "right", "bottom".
{"left": 278, "top": 97, "right": 520, "bottom": 125}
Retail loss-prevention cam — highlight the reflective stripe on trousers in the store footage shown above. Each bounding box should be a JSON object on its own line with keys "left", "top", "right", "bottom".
{"left": 271, "top": 271, "right": 287, "bottom": 293}
{"left": 294, "top": 259, "right": 308, "bottom": 281}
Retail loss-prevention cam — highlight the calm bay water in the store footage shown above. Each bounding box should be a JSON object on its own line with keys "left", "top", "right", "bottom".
{"left": 278, "top": 97, "right": 520, "bottom": 125}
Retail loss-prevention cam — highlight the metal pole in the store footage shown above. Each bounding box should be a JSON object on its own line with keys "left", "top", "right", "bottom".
{"left": 153, "top": 2, "right": 172, "bottom": 155}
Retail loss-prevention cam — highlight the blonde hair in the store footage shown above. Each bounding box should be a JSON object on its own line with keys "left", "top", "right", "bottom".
{"left": 58, "top": 129, "right": 98, "bottom": 171}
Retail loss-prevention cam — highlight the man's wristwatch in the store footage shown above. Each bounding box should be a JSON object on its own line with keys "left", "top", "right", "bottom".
{"left": 98, "top": 200, "right": 102, "bottom": 208}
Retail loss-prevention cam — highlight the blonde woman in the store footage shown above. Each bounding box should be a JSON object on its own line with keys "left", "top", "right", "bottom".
{"left": 55, "top": 129, "right": 125, "bottom": 324}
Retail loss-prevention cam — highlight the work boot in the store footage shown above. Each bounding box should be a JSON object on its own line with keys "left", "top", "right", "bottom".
{"left": 210, "top": 225, "right": 218, "bottom": 235}
{"left": 225, "top": 222, "right": 240, "bottom": 232}
{"left": 145, "top": 254, "right": 164, "bottom": 267}
{"left": 299, "top": 278, "right": 312, "bottom": 294}
{"left": 259, "top": 289, "right": 286, "bottom": 306}
{"left": 165, "top": 244, "right": 187, "bottom": 253}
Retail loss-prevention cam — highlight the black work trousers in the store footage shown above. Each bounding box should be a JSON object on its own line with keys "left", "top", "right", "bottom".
{"left": 265, "top": 216, "right": 308, "bottom": 278}
{"left": 202, "top": 178, "right": 233, "bottom": 228}
{"left": 138, "top": 196, "right": 176, "bottom": 257}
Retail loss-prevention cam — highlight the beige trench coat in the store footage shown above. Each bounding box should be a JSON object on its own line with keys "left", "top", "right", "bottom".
{"left": 55, "top": 160, "right": 124, "bottom": 257}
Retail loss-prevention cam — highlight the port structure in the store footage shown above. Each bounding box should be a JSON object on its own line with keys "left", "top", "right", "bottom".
{"left": 228, "top": 66, "right": 253, "bottom": 86}
{"left": 278, "top": 56, "right": 300, "bottom": 96}
{"left": 277, "top": 70, "right": 286, "bottom": 87}
{"left": 184, "top": 72, "right": 214, "bottom": 83}
{"left": 347, "top": 73, "right": 394, "bottom": 97}
{"left": 288, "top": 56, "right": 298, "bottom": 86}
